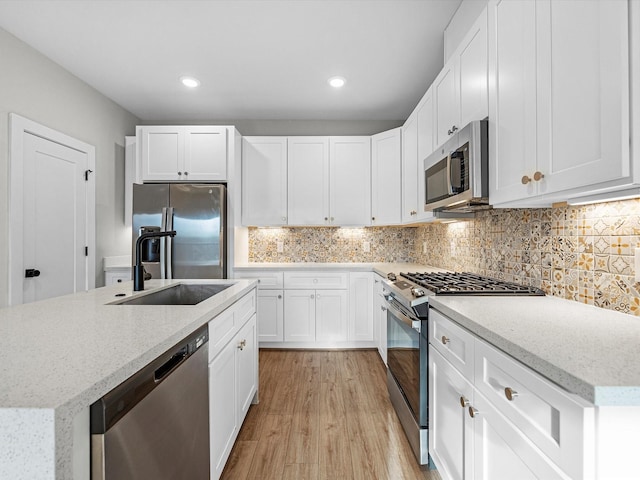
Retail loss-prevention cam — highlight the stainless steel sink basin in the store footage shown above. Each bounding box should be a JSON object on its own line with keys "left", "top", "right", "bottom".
{"left": 112, "top": 283, "right": 233, "bottom": 306}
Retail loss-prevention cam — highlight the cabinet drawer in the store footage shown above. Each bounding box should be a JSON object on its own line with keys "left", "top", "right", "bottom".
{"left": 284, "top": 271, "right": 348, "bottom": 289}
{"left": 209, "top": 289, "right": 257, "bottom": 361}
{"left": 429, "top": 308, "right": 475, "bottom": 381}
{"left": 234, "top": 270, "right": 284, "bottom": 289}
{"left": 474, "top": 339, "right": 592, "bottom": 479}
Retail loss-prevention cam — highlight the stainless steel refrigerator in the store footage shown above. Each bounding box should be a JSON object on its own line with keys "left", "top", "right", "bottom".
{"left": 132, "top": 184, "right": 226, "bottom": 279}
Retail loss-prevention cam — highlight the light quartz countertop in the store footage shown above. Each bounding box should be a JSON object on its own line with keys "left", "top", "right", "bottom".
{"left": 0, "top": 278, "right": 257, "bottom": 480}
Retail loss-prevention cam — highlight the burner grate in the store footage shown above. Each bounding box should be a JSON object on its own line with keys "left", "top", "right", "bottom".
{"left": 399, "top": 272, "right": 545, "bottom": 296}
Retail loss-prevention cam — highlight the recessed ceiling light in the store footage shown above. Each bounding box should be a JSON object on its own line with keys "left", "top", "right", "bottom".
{"left": 328, "top": 76, "right": 346, "bottom": 88}
{"left": 180, "top": 76, "right": 200, "bottom": 88}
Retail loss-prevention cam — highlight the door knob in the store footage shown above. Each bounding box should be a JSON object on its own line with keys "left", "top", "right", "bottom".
{"left": 521, "top": 175, "right": 532, "bottom": 185}
{"left": 533, "top": 171, "right": 544, "bottom": 181}
{"left": 25, "top": 269, "right": 41, "bottom": 278}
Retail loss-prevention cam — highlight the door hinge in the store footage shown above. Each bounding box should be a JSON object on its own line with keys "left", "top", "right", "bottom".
{"left": 84, "top": 169, "right": 93, "bottom": 181}
{"left": 85, "top": 246, "right": 89, "bottom": 256}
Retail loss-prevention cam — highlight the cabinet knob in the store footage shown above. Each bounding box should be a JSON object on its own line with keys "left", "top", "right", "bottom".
{"left": 372, "top": 217, "right": 376, "bottom": 221}
{"left": 468, "top": 406, "right": 479, "bottom": 418}
{"left": 325, "top": 217, "right": 329, "bottom": 221}
{"left": 381, "top": 306, "right": 387, "bottom": 311}
{"left": 237, "top": 339, "right": 247, "bottom": 350}
{"left": 460, "top": 396, "right": 469, "bottom": 408}
{"left": 184, "top": 171, "right": 189, "bottom": 176}
{"left": 504, "top": 387, "right": 519, "bottom": 401}
{"left": 330, "top": 217, "right": 334, "bottom": 222}
{"left": 178, "top": 171, "right": 183, "bottom": 176}
{"left": 521, "top": 175, "right": 532, "bottom": 185}
{"left": 441, "top": 335, "right": 450, "bottom": 345}
{"left": 310, "top": 294, "right": 315, "bottom": 299}
{"left": 316, "top": 294, "right": 321, "bottom": 299}
{"left": 533, "top": 171, "right": 544, "bottom": 181}
{"left": 282, "top": 216, "right": 287, "bottom": 221}
{"left": 277, "top": 294, "right": 282, "bottom": 299}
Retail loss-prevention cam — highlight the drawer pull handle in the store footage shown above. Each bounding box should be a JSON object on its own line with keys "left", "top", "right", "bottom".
{"left": 441, "top": 336, "right": 450, "bottom": 345}
{"left": 459, "top": 396, "right": 469, "bottom": 408}
{"left": 468, "top": 406, "right": 478, "bottom": 418}
{"left": 504, "top": 387, "right": 519, "bottom": 401}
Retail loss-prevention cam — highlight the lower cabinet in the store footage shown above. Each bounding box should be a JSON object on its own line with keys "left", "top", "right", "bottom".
{"left": 428, "top": 308, "right": 592, "bottom": 480}
{"left": 208, "top": 291, "right": 258, "bottom": 480}
{"left": 235, "top": 269, "right": 376, "bottom": 348}
{"left": 373, "top": 273, "right": 388, "bottom": 364}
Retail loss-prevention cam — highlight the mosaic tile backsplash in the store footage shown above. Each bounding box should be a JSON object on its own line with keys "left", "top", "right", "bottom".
{"left": 248, "top": 199, "right": 640, "bottom": 316}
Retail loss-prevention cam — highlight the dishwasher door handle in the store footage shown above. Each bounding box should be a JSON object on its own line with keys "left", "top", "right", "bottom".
{"left": 154, "top": 346, "right": 188, "bottom": 382}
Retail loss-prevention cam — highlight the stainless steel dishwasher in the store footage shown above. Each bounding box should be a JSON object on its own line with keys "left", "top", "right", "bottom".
{"left": 90, "top": 326, "right": 209, "bottom": 479}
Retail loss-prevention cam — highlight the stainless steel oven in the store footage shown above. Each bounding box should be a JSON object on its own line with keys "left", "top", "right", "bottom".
{"left": 385, "top": 294, "right": 429, "bottom": 465}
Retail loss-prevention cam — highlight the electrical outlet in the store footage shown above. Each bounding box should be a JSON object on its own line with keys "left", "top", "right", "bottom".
{"left": 423, "top": 241, "right": 428, "bottom": 254}
{"left": 363, "top": 241, "right": 371, "bottom": 253}
{"left": 276, "top": 241, "right": 284, "bottom": 253}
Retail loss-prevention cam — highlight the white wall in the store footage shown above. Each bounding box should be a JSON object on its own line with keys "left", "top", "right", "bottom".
{"left": 0, "top": 27, "right": 140, "bottom": 304}
{"left": 444, "top": 0, "right": 489, "bottom": 62}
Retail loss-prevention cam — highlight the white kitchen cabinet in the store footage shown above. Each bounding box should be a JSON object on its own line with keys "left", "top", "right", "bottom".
{"left": 373, "top": 274, "right": 388, "bottom": 364}
{"left": 434, "top": 8, "right": 488, "bottom": 150}
{"left": 315, "top": 289, "right": 348, "bottom": 342}
{"left": 371, "top": 129, "right": 402, "bottom": 225}
{"left": 329, "top": 137, "right": 371, "bottom": 226}
{"left": 416, "top": 89, "right": 436, "bottom": 222}
{"left": 348, "top": 272, "right": 374, "bottom": 342}
{"left": 429, "top": 347, "right": 474, "bottom": 480}
{"left": 428, "top": 308, "right": 592, "bottom": 480}
{"left": 242, "top": 137, "right": 288, "bottom": 226}
{"left": 489, "top": 0, "right": 633, "bottom": 206}
{"left": 138, "top": 125, "right": 227, "bottom": 182}
{"left": 104, "top": 270, "right": 131, "bottom": 286}
{"left": 208, "top": 289, "right": 258, "bottom": 480}
{"left": 287, "top": 137, "right": 330, "bottom": 225}
{"left": 283, "top": 289, "right": 317, "bottom": 342}
{"left": 401, "top": 112, "right": 419, "bottom": 223}
{"left": 233, "top": 270, "right": 284, "bottom": 344}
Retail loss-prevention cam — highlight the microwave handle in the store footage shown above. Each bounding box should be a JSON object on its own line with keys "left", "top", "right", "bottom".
{"left": 446, "top": 153, "right": 453, "bottom": 195}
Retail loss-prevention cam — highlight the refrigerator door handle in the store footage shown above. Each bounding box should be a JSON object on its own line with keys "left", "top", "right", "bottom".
{"left": 165, "top": 207, "right": 174, "bottom": 279}
{"left": 160, "top": 207, "right": 168, "bottom": 279}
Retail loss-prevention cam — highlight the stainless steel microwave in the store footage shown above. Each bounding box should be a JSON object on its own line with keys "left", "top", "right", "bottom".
{"left": 424, "top": 119, "right": 489, "bottom": 212}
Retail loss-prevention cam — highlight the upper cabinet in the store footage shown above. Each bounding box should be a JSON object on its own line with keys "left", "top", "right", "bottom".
{"left": 371, "top": 128, "right": 402, "bottom": 225}
{"left": 242, "top": 137, "right": 288, "bottom": 226}
{"left": 287, "top": 137, "right": 330, "bottom": 226}
{"left": 489, "top": 0, "right": 636, "bottom": 206}
{"left": 434, "top": 8, "right": 489, "bottom": 150}
{"left": 330, "top": 137, "right": 372, "bottom": 226}
{"left": 138, "top": 126, "right": 227, "bottom": 182}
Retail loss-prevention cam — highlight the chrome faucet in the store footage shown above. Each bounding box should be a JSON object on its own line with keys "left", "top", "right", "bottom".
{"left": 133, "top": 230, "right": 177, "bottom": 291}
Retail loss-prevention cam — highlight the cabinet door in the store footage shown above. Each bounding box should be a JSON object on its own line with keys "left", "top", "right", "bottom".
{"left": 472, "top": 390, "right": 571, "bottom": 480}
{"left": 242, "top": 137, "right": 288, "bottom": 226}
{"left": 184, "top": 126, "right": 227, "bottom": 181}
{"left": 236, "top": 314, "right": 257, "bottom": 421}
{"left": 209, "top": 342, "right": 238, "bottom": 479}
{"left": 140, "top": 126, "right": 184, "bottom": 181}
{"left": 284, "top": 289, "right": 316, "bottom": 342}
{"left": 257, "top": 289, "right": 284, "bottom": 342}
{"left": 287, "top": 137, "right": 330, "bottom": 225}
{"left": 348, "top": 272, "right": 374, "bottom": 342}
{"left": 434, "top": 63, "right": 459, "bottom": 148}
{"left": 488, "top": 0, "right": 538, "bottom": 205}
{"left": 457, "top": 7, "right": 489, "bottom": 129}
{"left": 401, "top": 113, "right": 419, "bottom": 223}
{"left": 416, "top": 90, "right": 436, "bottom": 222}
{"left": 371, "top": 129, "right": 402, "bottom": 225}
{"left": 429, "top": 347, "right": 474, "bottom": 480}
{"left": 329, "top": 137, "right": 371, "bottom": 226}
{"left": 315, "top": 289, "right": 348, "bottom": 342}
{"left": 535, "top": 0, "right": 630, "bottom": 195}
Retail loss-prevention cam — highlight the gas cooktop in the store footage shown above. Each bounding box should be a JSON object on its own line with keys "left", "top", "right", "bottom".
{"left": 400, "top": 272, "right": 545, "bottom": 296}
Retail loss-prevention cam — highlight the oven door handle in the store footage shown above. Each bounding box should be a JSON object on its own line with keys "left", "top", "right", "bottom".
{"left": 386, "top": 299, "right": 422, "bottom": 333}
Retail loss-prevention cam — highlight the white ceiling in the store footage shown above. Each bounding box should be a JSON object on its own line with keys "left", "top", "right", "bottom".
{"left": 0, "top": 0, "right": 462, "bottom": 122}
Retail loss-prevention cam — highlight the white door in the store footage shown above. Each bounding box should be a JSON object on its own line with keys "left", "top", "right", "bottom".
{"left": 257, "top": 289, "right": 284, "bottom": 342}
{"left": 10, "top": 114, "right": 95, "bottom": 305}
{"left": 329, "top": 137, "right": 371, "bottom": 226}
{"left": 371, "top": 129, "right": 402, "bottom": 225}
{"left": 402, "top": 113, "right": 419, "bottom": 223}
{"left": 315, "top": 289, "right": 348, "bottom": 342}
{"left": 284, "top": 289, "right": 316, "bottom": 342}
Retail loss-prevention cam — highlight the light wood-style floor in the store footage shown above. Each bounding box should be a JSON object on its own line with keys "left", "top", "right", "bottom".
{"left": 221, "top": 349, "right": 442, "bottom": 480}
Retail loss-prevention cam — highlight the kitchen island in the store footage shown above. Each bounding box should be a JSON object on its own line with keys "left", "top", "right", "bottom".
{"left": 0, "top": 278, "right": 257, "bottom": 480}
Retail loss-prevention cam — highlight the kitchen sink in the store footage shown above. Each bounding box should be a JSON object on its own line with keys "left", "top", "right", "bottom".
{"left": 111, "top": 283, "right": 233, "bottom": 306}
